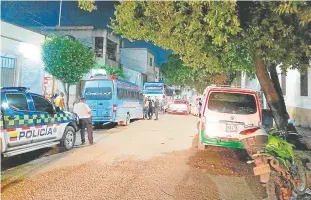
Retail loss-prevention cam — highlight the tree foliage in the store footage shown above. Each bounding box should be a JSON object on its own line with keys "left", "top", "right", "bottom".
{"left": 42, "top": 37, "right": 96, "bottom": 110}
{"left": 111, "top": 1, "right": 311, "bottom": 131}
{"left": 95, "top": 65, "right": 125, "bottom": 79}
{"left": 161, "top": 54, "right": 235, "bottom": 94}
{"left": 78, "top": 0, "right": 97, "bottom": 12}
{"left": 111, "top": 1, "right": 310, "bottom": 72}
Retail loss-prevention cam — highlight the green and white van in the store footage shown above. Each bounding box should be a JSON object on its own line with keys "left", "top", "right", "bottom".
{"left": 197, "top": 86, "right": 262, "bottom": 150}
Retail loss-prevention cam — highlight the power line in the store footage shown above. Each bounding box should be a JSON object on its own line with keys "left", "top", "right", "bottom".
{"left": 17, "top": 2, "right": 54, "bottom": 26}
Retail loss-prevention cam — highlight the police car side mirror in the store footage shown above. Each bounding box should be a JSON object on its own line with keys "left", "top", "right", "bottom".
{"left": 55, "top": 107, "right": 61, "bottom": 112}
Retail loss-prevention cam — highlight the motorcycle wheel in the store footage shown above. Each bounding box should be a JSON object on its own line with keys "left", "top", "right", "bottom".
{"left": 266, "top": 175, "right": 291, "bottom": 200}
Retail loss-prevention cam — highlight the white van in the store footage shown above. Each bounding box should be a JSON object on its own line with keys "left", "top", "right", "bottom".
{"left": 197, "top": 86, "right": 262, "bottom": 150}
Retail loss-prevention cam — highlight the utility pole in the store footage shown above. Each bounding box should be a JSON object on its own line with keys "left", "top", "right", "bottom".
{"left": 58, "top": 0, "right": 62, "bottom": 26}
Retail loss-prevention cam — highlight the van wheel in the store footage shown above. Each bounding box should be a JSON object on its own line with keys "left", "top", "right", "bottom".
{"left": 125, "top": 114, "right": 130, "bottom": 126}
{"left": 60, "top": 126, "right": 76, "bottom": 151}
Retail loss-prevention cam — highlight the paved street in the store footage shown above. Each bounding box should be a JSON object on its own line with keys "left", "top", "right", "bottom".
{"left": 2, "top": 114, "right": 266, "bottom": 200}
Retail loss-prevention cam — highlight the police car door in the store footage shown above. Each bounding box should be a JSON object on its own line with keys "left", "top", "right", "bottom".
{"left": 2, "top": 92, "right": 35, "bottom": 148}
{"left": 29, "top": 94, "right": 58, "bottom": 143}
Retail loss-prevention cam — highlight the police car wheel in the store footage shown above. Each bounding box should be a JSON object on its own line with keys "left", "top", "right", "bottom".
{"left": 61, "top": 126, "right": 76, "bottom": 150}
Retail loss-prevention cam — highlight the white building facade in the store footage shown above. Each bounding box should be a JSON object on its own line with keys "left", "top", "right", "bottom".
{"left": 241, "top": 66, "right": 311, "bottom": 127}
{"left": 120, "top": 48, "right": 158, "bottom": 84}
{"left": 32, "top": 26, "right": 122, "bottom": 110}
{"left": 1, "top": 21, "right": 45, "bottom": 94}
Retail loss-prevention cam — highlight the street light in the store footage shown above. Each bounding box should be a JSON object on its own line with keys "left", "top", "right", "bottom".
{"left": 58, "top": 0, "right": 62, "bottom": 26}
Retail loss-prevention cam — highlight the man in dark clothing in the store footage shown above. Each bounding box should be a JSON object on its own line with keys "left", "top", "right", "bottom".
{"left": 148, "top": 99, "right": 153, "bottom": 120}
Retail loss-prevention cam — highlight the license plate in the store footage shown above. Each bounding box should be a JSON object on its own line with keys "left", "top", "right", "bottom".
{"left": 253, "top": 164, "right": 271, "bottom": 176}
{"left": 225, "top": 124, "right": 237, "bottom": 132}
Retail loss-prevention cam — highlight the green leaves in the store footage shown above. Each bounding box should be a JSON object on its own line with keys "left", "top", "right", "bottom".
{"left": 111, "top": 1, "right": 310, "bottom": 81}
{"left": 95, "top": 64, "right": 125, "bottom": 80}
{"left": 42, "top": 37, "right": 96, "bottom": 86}
{"left": 160, "top": 54, "right": 233, "bottom": 94}
{"left": 78, "top": 0, "right": 97, "bottom": 12}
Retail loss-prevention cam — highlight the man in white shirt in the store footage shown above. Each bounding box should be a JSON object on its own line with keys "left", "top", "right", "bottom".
{"left": 73, "top": 97, "right": 93, "bottom": 145}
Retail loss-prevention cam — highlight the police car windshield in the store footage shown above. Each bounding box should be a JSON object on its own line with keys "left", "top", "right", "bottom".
{"left": 208, "top": 92, "right": 257, "bottom": 114}
{"left": 85, "top": 87, "right": 112, "bottom": 100}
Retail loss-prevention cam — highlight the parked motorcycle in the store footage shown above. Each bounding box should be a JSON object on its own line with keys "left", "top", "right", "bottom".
{"left": 239, "top": 120, "right": 311, "bottom": 200}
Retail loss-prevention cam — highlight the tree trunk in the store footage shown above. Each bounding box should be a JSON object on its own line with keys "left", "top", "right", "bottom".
{"left": 254, "top": 52, "right": 288, "bottom": 131}
{"left": 62, "top": 82, "right": 70, "bottom": 111}
{"left": 268, "top": 65, "right": 289, "bottom": 120}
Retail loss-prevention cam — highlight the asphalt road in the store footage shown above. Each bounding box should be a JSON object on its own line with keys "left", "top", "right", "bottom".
{"left": 1, "top": 114, "right": 266, "bottom": 200}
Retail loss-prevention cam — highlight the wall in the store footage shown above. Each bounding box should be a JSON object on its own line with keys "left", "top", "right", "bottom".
{"left": 120, "top": 48, "right": 156, "bottom": 82}
{"left": 278, "top": 67, "right": 311, "bottom": 127}
{"left": 1, "top": 21, "right": 45, "bottom": 94}
{"left": 242, "top": 67, "right": 311, "bottom": 127}
{"left": 120, "top": 48, "right": 148, "bottom": 74}
{"left": 123, "top": 67, "right": 143, "bottom": 90}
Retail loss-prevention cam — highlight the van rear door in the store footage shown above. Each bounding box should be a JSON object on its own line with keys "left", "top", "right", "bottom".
{"left": 84, "top": 80, "right": 99, "bottom": 118}
{"left": 204, "top": 91, "right": 260, "bottom": 141}
{"left": 97, "top": 80, "right": 113, "bottom": 119}
{"left": 84, "top": 80, "right": 113, "bottom": 120}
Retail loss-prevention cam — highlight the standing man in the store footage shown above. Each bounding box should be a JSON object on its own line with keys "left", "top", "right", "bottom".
{"left": 54, "top": 92, "right": 65, "bottom": 110}
{"left": 154, "top": 97, "right": 160, "bottom": 120}
{"left": 73, "top": 97, "right": 94, "bottom": 145}
{"left": 148, "top": 97, "right": 153, "bottom": 120}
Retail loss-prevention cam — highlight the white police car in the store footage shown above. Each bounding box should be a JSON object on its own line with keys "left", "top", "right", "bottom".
{"left": 0, "top": 87, "right": 79, "bottom": 158}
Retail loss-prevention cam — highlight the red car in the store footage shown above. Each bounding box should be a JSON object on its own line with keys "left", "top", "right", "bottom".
{"left": 168, "top": 100, "right": 190, "bottom": 115}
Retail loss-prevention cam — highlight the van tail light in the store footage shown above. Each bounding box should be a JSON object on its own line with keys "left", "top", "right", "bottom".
{"left": 113, "top": 104, "right": 117, "bottom": 112}
{"left": 240, "top": 127, "right": 259, "bottom": 135}
{"left": 201, "top": 121, "right": 206, "bottom": 129}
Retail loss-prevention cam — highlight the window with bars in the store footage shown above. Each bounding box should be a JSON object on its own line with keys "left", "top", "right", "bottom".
{"left": 95, "top": 37, "right": 104, "bottom": 58}
{"left": 1, "top": 56, "right": 16, "bottom": 68}
{"left": 300, "top": 72, "right": 308, "bottom": 97}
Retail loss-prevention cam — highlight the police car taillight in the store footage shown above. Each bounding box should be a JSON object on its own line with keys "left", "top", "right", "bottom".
{"left": 113, "top": 104, "right": 117, "bottom": 112}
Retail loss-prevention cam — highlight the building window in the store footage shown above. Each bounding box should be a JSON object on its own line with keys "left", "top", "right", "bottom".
{"left": 95, "top": 37, "right": 104, "bottom": 58}
{"left": 300, "top": 72, "right": 308, "bottom": 96}
{"left": 1, "top": 56, "right": 16, "bottom": 69}
{"left": 107, "top": 39, "right": 117, "bottom": 61}
{"left": 281, "top": 73, "right": 286, "bottom": 96}
{"left": 149, "top": 57, "right": 153, "bottom": 66}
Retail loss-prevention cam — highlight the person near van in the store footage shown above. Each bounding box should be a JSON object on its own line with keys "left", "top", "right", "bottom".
{"left": 143, "top": 98, "right": 149, "bottom": 119}
{"left": 54, "top": 92, "right": 65, "bottom": 110}
{"left": 148, "top": 98, "right": 153, "bottom": 120}
{"left": 73, "top": 97, "right": 94, "bottom": 145}
{"left": 154, "top": 97, "right": 160, "bottom": 120}
{"left": 198, "top": 100, "right": 202, "bottom": 118}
